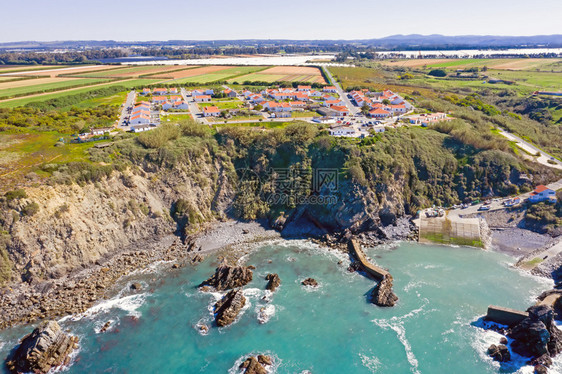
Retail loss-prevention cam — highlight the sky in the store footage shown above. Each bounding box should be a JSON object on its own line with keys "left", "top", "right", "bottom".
{"left": 1, "top": 0, "right": 561, "bottom": 42}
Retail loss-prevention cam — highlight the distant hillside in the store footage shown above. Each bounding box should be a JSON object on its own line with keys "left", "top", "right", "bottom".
{"left": 1, "top": 34, "right": 561, "bottom": 51}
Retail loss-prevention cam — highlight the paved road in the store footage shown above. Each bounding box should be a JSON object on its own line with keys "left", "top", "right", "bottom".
{"left": 323, "top": 67, "right": 360, "bottom": 116}
{"left": 498, "top": 127, "right": 562, "bottom": 170}
{"left": 181, "top": 88, "right": 209, "bottom": 125}
{"left": 118, "top": 90, "right": 136, "bottom": 128}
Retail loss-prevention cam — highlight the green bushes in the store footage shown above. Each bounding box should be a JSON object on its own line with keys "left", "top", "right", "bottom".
{"left": 4, "top": 189, "right": 27, "bottom": 202}
{"left": 137, "top": 123, "right": 181, "bottom": 149}
{"left": 21, "top": 202, "right": 39, "bottom": 216}
{"left": 428, "top": 69, "right": 447, "bottom": 77}
{"left": 0, "top": 232, "right": 12, "bottom": 286}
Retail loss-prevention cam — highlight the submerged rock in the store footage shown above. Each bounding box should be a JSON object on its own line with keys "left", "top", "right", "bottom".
{"left": 199, "top": 262, "right": 253, "bottom": 291}
{"left": 370, "top": 275, "right": 398, "bottom": 307}
{"left": 487, "top": 344, "right": 511, "bottom": 362}
{"left": 239, "top": 355, "right": 270, "bottom": 374}
{"left": 130, "top": 282, "right": 142, "bottom": 291}
{"left": 265, "top": 273, "right": 281, "bottom": 292}
{"left": 214, "top": 289, "right": 246, "bottom": 327}
{"left": 6, "top": 321, "right": 77, "bottom": 374}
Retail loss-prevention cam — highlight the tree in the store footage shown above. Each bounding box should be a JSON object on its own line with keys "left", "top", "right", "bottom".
{"left": 428, "top": 69, "right": 447, "bottom": 77}
{"left": 361, "top": 104, "right": 370, "bottom": 115}
{"left": 382, "top": 99, "right": 390, "bottom": 105}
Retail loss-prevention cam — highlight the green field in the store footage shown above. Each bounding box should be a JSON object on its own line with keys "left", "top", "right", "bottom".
{"left": 292, "top": 111, "right": 320, "bottom": 118}
{"left": 228, "top": 73, "right": 287, "bottom": 83}
{"left": 70, "top": 91, "right": 129, "bottom": 109}
{"left": 0, "top": 78, "right": 111, "bottom": 99}
{"left": 199, "top": 100, "right": 243, "bottom": 110}
{"left": 67, "top": 65, "right": 166, "bottom": 78}
{"left": 169, "top": 66, "right": 266, "bottom": 84}
{"left": 0, "top": 79, "right": 163, "bottom": 108}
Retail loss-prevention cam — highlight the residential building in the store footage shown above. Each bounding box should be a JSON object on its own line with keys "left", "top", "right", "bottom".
{"left": 369, "top": 108, "right": 391, "bottom": 118}
{"left": 329, "top": 125, "right": 356, "bottom": 137}
{"left": 528, "top": 185, "right": 557, "bottom": 203}
{"left": 203, "top": 106, "right": 220, "bottom": 117}
{"left": 323, "top": 86, "right": 337, "bottom": 93}
{"left": 141, "top": 88, "right": 151, "bottom": 95}
{"left": 131, "top": 124, "right": 152, "bottom": 132}
{"left": 194, "top": 95, "right": 212, "bottom": 103}
{"left": 153, "top": 88, "right": 167, "bottom": 96}
{"left": 331, "top": 105, "right": 349, "bottom": 116}
{"left": 223, "top": 89, "right": 237, "bottom": 98}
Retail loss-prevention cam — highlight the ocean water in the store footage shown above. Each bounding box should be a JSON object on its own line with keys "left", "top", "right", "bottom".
{"left": 0, "top": 241, "right": 557, "bottom": 374}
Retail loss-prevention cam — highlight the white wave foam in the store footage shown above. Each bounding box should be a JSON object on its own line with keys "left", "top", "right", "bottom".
{"left": 359, "top": 353, "right": 382, "bottom": 373}
{"left": 257, "top": 304, "right": 275, "bottom": 324}
{"left": 60, "top": 293, "right": 147, "bottom": 322}
{"left": 93, "top": 319, "right": 116, "bottom": 334}
{"left": 372, "top": 319, "right": 419, "bottom": 374}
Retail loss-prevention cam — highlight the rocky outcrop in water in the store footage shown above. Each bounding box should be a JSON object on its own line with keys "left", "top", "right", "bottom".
{"left": 265, "top": 273, "right": 281, "bottom": 291}
{"left": 301, "top": 278, "right": 318, "bottom": 287}
{"left": 487, "top": 344, "right": 511, "bottom": 362}
{"left": 6, "top": 320, "right": 77, "bottom": 374}
{"left": 214, "top": 289, "right": 246, "bottom": 327}
{"left": 239, "top": 355, "right": 272, "bottom": 374}
{"left": 508, "top": 305, "right": 562, "bottom": 360}
{"left": 370, "top": 275, "right": 398, "bottom": 307}
{"left": 199, "top": 262, "right": 253, "bottom": 291}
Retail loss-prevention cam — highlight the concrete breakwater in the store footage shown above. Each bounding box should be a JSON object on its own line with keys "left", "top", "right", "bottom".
{"left": 348, "top": 239, "right": 398, "bottom": 306}
{"left": 348, "top": 239, "right": 389, "bottom": 281}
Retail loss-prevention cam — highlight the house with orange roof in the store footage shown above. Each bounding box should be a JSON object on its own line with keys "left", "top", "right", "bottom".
{"left": 369, "top": 108, "right": 391, "bottom": 118}
{"left": 168, "top": 88, "right": 178, "bottom": 94}
{"left": 331, "top": 106, "right": 349, "bottom": 116}
{"left": 528, "top": 185, "right": 557, "bottom": 203}
{"left": 194, "top": 95, "right": 212, "bottom": 103}
{"left": 153, "top": 88, "right": 167, "bottom": 95}
{"left": 203, "top": 106, "right": 220, "bottom": 117}
{"left": 323, "top": 99, "right": 344, "bottom": 107}
{"left": 323, "top": 86, "right": 337, "bottom": 93}
{"left": 289, "top": 101, "right": 306, "bottom": 108}
{"left": 169, "top": 96, "right": 182, "bottom": 103}
{"left": 152, "top": 96, "right": 167, "bottom": 104}
{"left": 223, "top": 89, "right": 237, "bottom": 98}
{"left": 141, "top": 88, "right": 151, "bottom": 95}
{"left": 297, "top": 85, "right": 311, "bottom": 91}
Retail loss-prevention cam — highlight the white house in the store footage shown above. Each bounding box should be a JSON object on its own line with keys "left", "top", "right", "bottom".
{"left": 528, "top": 185, "right": 557, "bottom": 203}
{"left": 203, "top": 106, "right": 220, "bottom": 117}
{"left": 329, "top": 126, "right": 356, "bottom": 137}
{"left": 323, "top": 86, "right": 337, "bottom": 93}
{"left": 194, "top": 95, "right": 212, "bottom": 103}
{"left": 174, "top": 101, "right": 189, "bottom": 110}
{"left": 130, "top": 124, "right": 152, "bottom": 132}
{"left": 162, "top": 101, "right": 173, "bottom": 110}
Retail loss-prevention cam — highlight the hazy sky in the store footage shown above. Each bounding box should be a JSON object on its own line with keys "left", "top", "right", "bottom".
{"left": 2, "top": 0, "right": 561, "bottom": 42}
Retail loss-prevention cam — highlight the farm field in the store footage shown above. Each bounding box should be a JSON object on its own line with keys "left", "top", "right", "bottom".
{"left": 148, "top": 65, "right": 232, "bottom": 80}
{"left": 232, "top": 66, "right": 326, "bottom": 83}
{"left": 69, "top": 65, "right": 190, "bottom": 78}
{"left": 10, "top": 65, "right": 119, "bottom": 78}
{"left": 382, "top": 58, "right": 562, "bottom": 71}
{"left": 0, "top": 78, "right": 111, "bottom": 99}
{"left": 0, "top": 78, "right": 163, "bottom": 108}
{"left": 329, "top": 66, "right": 435, "bottom": 97}
{"left": 0, "top": 65, "right": 70, "bottom": 75}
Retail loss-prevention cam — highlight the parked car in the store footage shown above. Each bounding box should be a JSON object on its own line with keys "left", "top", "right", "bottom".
{"left": 478, "top": 205, "right": 491, "bottom": 211}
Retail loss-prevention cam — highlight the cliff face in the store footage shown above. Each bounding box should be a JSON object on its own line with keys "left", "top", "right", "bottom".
{"left": 1, "top": 155, "right": 234, "bottom": 286}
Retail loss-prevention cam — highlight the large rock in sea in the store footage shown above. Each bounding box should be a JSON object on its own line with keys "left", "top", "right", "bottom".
{"left": 371, "top": 275, "right": 398, "bottom": 307}
{"left": 6, "top": 321, "right": 77, "bottom": 374}
{"left": 239, "top": 355, "right": 272, "bottom": 374}
{"left": 265, "top": 273, "right": 281, "bottom": 292}
{"left": 487, "top": 344, "right": 511, "bottom": 362}
{"left": 214, "top": 289, "right": 246, "bottom": 327}
{"left": 199, "top": 262, "right": 253, "bottom": 291}
{"left": 509, "top": 305, "right": 562, "bottom": 359}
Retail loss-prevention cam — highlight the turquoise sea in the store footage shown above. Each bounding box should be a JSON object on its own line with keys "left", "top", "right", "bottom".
{"left": 0, "top": 241, "right": 558, "bottom": 373}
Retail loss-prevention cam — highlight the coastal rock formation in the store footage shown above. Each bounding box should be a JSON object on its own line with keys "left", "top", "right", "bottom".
{"left": 239, "top": 355, "right": 272, "bottom": 374}
{"left": 487, "top": 344, "right": 511, "bottom": 362}
{"left": 214, "top": 289, "right": 246, "bottom": 327}
{"left": 199, "top": 262, "right": 253, "bottom": 291}
{"left": 370, "top": 275, "right": 398, "bottom": 307}
{"left": 6, "top": 321, "right": 77, "bottom": 374}
{"left": 265, "top": 273, "right": 281, "bottom": 291}
{"left": 508, "top": 305, "right": 562, "bottom": 360}
{"left": 301, "top": 278, "right": 318, "bottom": 287}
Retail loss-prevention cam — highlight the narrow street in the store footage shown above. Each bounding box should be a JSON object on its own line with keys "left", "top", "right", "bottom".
{"left": 118, "top": 90, "right": 136, "bottom": 128}
{"left": 323, "top": 67, "right": 360, "bottom": 115}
